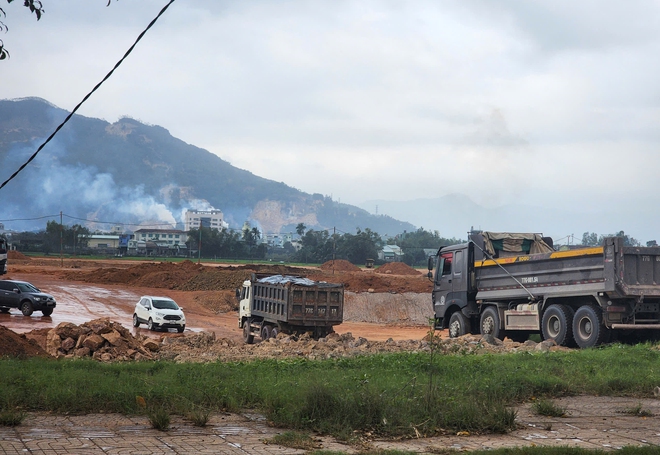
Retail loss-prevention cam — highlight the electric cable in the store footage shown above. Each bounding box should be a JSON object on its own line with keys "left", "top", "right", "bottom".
{"left": 0, "top": 0, "right": 176, "bottom": 191}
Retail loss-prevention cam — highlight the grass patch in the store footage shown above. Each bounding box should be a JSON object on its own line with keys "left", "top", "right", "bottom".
{"left": 147, "top": 405, "right": 171, "bottom": 431}
{"left": 0, "top": 408, "right": 25, "bottom": 426}
{"left": 0, "top": 344, "right": 659, "bottom": 437}
{"left": 619, "top": 403, "right": 654, "bottom": 417}
{"left": 266, "top": 431, "right": 320, "bottom": 450}
{"left": 532, "top": 399, "right": 566, "bottom": 417}
{"left": 312, "top": 449, "right": 660, "bottom": 455}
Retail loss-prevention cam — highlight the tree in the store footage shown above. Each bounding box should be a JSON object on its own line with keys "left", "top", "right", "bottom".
{"left": 1, "top": 1, "right": 46, "bottom": 60}
{"left": 295, "top": 223, "right": 306, "bottom": 237}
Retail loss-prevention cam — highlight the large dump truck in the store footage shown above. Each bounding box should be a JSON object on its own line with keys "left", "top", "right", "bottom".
{"left": 428, "top": 232, "right": 660, "bottom": 348}
{"left": 238, "top": 273, "right": 344, "bottom": 343}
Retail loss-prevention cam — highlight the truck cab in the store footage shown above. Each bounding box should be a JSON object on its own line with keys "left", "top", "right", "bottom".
{"left": 237, "top": 279, "right": 252, "bottom": 328}
{"left": 429, "top": 241, "right": 478, "bottom": 336}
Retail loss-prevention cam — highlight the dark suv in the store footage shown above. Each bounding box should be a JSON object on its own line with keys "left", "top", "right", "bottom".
{"left": 0, "top": 280, "right": 56, "bottom": 316}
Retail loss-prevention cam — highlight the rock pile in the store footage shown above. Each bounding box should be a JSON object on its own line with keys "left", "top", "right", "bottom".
{"left": 42, "top": 318, "right": 160, "bottom": 361}
{"left": 0, "top": 325, "right": 49, "bottom": 358}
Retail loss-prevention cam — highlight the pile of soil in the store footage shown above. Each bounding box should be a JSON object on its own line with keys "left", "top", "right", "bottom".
{"left": 320, "top": 259, "right": 361, "bottom": 272}
{"left": 0, "top": 325, "right": 49, "bottom": 358}
{"left": 375, "top": 262, "right": 421, "bottom": 276}
{"left": 7, "top": 250, "right": 30, "bottom": 260}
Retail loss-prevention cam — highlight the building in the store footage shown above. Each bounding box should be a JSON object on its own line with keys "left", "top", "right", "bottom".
{"left": 262, "top": 232, "right": 294, "bottom": 248}
{"left": 131, "top": 228, "right": 188, "bottom": 256}
{"left": 379, "top": 244, "right": 404, "bottom": 262}
{"left": 184, "top": 210, "right": 228, "bottom": 231}
{"left": 87, "top": 234, "right": 121, "bottom": 249}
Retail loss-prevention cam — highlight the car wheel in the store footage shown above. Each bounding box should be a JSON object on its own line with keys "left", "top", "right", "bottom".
{"left": 480, "top": 306, "right": 502, "bottom": 339}
{"left": 261, "top": 325, "right": 271, "bottom": 341}
{"left": 21, "top": 301, "right": 34, "bottom": 316}
{"left": 448, "top": 311, "right": 470, "bottom": 338}
{"left": 133, "top": 314, "right": 140, "bottom": 327}
{"left": 147, "top": 318, "right": 156, "bottom": 331}
{"left": 41, "top": 308, "right": 53, "bottom": 317}
{"left": 0, "top": 307, "right": 10, "bottom": 313}
{"left": 177, "top": 325, "right": 185, "bottom": 333}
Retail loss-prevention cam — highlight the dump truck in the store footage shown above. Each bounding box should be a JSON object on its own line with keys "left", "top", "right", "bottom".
{"left": 428, "top": 232, "right": 660, "bottom": 348}
{"left": 238, "top": 273, "right": 344, "bottom": 343}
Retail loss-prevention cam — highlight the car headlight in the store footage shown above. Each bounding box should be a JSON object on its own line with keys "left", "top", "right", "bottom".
{"left": 155, "top": 312, "right": 165, "bottom": 318}
{"left": 34, "top": 297, "right": 41, "bottom": 301}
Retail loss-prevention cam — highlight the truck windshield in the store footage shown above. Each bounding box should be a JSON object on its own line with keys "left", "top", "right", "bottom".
{"left": 152, "top": 299, "right": 179, "bottom": 310}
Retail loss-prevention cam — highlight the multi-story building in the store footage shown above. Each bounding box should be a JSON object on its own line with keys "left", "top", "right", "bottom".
{"left": 184, "top": 210, "right": 228, "bottom": 231}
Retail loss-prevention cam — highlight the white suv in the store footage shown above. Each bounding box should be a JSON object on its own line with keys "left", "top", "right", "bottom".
{"left": 133, "top": 296, "right": 186, "bottom": 333}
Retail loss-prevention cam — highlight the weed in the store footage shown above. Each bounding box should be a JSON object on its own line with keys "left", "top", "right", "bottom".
{"left": 619, "top": 403, "right": 653, "bottom": 417}
{"left": 266, "top": 431, "right": 320, "bottom": 450}
{"left": 187, "top": 407, "right": 211, "bottom": 427}
{"left": 0, "top": 408, "right": 25, "bottom": 426}
{"left": 147, "top": 406, "right": 171, "bottom": 431}
{"left": 532, "top": 399, "right": 566, "bottom": 417}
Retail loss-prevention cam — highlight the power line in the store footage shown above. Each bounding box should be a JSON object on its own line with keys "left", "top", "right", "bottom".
{"left": 0, "top": 0, "right": 177, "bottom": 192}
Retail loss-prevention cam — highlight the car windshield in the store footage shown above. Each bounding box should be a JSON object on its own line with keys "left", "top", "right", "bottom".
{"left": 17, "top": 283, "right": 40, "bottom": 293}
{"left": 152, "top": 299, "right": 179, "bottom": 310}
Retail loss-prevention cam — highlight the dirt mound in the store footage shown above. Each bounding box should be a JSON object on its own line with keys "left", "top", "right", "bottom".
{"left": 7, "top": 250, "right": 30, "bottom": 260}
{"left": 157, "top": 332, "right": 569, "bottom": 363}
{"left": 375, "top": 262, "right": 421, "bottom": 276}
{"left": 0, "top": 324, "right": 49, "bottom": 358}
{"left": 320, "top": 259, "right": 361, "bottom": 272}
{"left": 306, "top": 270, "right": 432, "bottom": 293}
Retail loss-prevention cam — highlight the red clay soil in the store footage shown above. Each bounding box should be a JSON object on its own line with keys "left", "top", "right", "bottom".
{"left": 0, "top": 325, "right": 49, "bottom": 358}
{"left": 375, "top": 262, "right": 422, "bottom": 276}
{"left": 320, "top": 259, "right": 361, "bottom": 272}
{"left": 8, "top": 250, "right": 30, "bottom": 260}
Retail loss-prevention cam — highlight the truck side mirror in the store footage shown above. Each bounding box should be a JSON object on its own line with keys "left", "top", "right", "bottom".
{"left": 235, "top": 288, "right": 241, "bottom": 301}
{"left": 427, "top": 255, "right": 434, "bottom": 271}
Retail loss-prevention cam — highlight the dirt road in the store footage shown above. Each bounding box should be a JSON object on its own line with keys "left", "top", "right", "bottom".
{"left": 2, "top": 265, "right": 432, "bottom": 342}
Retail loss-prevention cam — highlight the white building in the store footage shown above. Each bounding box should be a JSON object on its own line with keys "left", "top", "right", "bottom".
{"left": 184, "top": 210, "right": 228, "bottom": 231}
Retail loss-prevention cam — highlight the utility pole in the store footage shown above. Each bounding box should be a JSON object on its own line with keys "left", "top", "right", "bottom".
{"left": 332, "top": 227, "right": 336, "bottom": 275}
{"left": 198, "top": 227, "right": 202, "bottom": 264}
{"left": 60, "top": 211, "right": 63, "bottom": 268}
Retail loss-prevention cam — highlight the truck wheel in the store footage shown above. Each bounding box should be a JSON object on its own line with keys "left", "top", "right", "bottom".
{"left": 41, "top": 308, "right": 53, "bottom": 317}
{"left": 261, "top": 325, "right": 271, "bottom": 341}
{"left": 20, "top": 301, "right": 34, "bottom": 317}
{"left": 271, "top": 326, "right": 279, "bottom": 338}
{"left": 243, "top": 322, "right": 255, "bottom": 344}
{"left": 573, "top": 305, "right": 609, "bottom": 348}
{"left": 541, "top": 304, "right": 574, "bottom": 346}
{"left": 448, "top": 312, "right": 470, "bottom": 338}
{"left": 132, "top": 314, "right": 140, "bottom": 327}
{"left": 480, "top": 307, "right": 502, "bottom": 339}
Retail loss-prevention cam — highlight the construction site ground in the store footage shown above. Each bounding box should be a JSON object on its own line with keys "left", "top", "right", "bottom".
{"left": 1, "top": 256, "right": 659, "bottom": 453}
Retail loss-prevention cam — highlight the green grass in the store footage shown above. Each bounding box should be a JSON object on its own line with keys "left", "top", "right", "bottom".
{"left": 1, "top": 343, "right": 659, "bottom": 437}
{"left": 266, "top": 431, "right": 320, "bottom": 450}
{"left": 532, "top": 399, "right": 566, "bottom": 417}
{"left": 312, "top": 449, "right": 660, "bottom": 455}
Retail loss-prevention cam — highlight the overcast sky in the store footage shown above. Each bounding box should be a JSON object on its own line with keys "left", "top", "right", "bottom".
{"left": 3, "top": 0, "right": 660, "bottom": 240}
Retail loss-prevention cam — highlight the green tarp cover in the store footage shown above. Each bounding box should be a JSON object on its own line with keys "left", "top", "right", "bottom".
{"left": 482, "top": 232, "right": 554, "bottom": 256}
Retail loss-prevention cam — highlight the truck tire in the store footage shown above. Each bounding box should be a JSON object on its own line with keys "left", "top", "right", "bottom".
{"left": 261, "top": 325, "right": 271, "bottom": 341}
{"left": 243, "top": 320, "right": 254, "bottom": 344}
{"left": 541, "top": 304, "right": 574, "bottom": 346}
{"left": 573, "top": 304, "right": 609, "bottom": 348}
{"left": 270, "top": 326, "right": 279, "bottom": 338}
{"left": 448, "top": 311, "right": 470, "bottom": 338}
{"left": 20, "top": 301, "right": 33, "bottom": 316}
{"left": 480, "top": 307, "right": 502, "bottom": 339}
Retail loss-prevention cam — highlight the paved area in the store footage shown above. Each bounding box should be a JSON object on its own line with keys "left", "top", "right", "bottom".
{"left": 1, "top": 396, "right": 659, "bottom": 454}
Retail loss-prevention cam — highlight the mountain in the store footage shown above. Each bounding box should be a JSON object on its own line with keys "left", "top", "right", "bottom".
{"left": 0, "top": 98, "right": 414, "bottom": 235}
